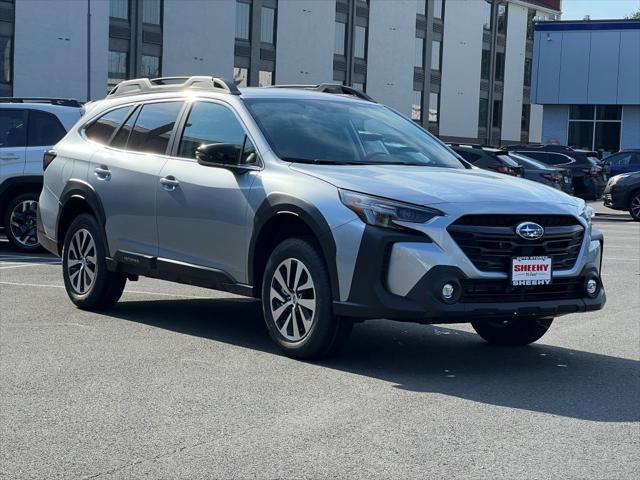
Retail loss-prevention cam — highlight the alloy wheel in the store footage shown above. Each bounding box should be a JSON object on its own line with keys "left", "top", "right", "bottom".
{"left": 9, "top": 200, "right": 39, "bottom": 248}
{"left": 269, "top": 258, "right": 317, "bottom": 342}
{"left": 631, "top": 194, "right": 640, "bottom": 219}
{"left": 66, "top": 228, "right": 97, "bottom": 294}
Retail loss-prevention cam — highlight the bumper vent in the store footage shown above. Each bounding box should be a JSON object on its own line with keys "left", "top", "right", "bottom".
{"left": 460, "top": 277, "right": 585, "bottom": 303}
{"left": 448, "top": 215, "right": 584, "bottom": 273}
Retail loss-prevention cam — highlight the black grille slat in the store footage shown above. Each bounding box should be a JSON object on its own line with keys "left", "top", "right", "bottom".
{"left": 449, "top": 215, "right": 584, "bottom": 273}
{"left": 461, "top": 278, "right": 584, "bottom": 303}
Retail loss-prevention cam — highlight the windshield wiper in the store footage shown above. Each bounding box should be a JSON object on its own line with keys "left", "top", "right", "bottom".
{"left": 282, "top": 157, "right": 375, "bottom": 165}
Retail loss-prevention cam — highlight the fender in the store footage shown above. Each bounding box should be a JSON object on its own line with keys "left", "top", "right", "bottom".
{"left": 248, "top": 193, "right": 340, "bottom": 300}
{"left": 57, "top": 179, "right": 107, "bottom": 246}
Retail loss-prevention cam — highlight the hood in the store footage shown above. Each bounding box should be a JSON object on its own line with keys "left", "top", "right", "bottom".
{"left": 290, "top": 164, "right": 582, "bottom": 207}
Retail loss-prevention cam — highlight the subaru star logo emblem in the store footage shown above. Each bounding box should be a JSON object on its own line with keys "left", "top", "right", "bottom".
{"left": 516, "top": 222, "right": 545, "bottom": 240}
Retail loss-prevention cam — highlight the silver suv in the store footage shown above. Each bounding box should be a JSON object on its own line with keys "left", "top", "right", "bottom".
{"left": 37, "top": 77, "right": 606, "bottom": 358}
{"left": 0, "top": 98, "right": 82, "bottom": 251}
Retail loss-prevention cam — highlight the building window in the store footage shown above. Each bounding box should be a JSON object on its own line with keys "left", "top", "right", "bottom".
{"left": 481, "top": 49, "right": 490, "bottom": 80}
{"left": 492, "top": 100, "right": 502, "bottom": 128}
{"left": 478, "top": 98, "right": 488, "bottom": 128}
{"left": 494, "top": 52, "right": 505, "bottom": 82}
{"left": 568, "top": 105, "right": 622, "bottom": 153}
{"left": 335, "top": 22, "right": 346, "bottom": 55}
{"left": 521, "top": 103, "right": 530, "bottom": 132}
{"left": 523, "top": 57, "right": 532, "bottom": 86}
{"left": 414, "top": 38, "right": 424, "bottom": 68}
{"left": 236, "top": 1, "right": 251, "bottom": 40}
{"left": 412, "top": 90, "right": 423, "bottom": 121}
{"left": 108, "top": 51, "right": 128, "bottom": 90}
{"left": 433, "top": 0, "right": 443, "bottom": 19}
{"left": 352, "top": 82, "right": 365, "bottom": 92}
{"left": 526, "top": 9, "right": 536, "bottom": 40}
{"left": 416, "top": 0, "right": 426, "bottom": 16}
{"left": 497, "top": 5, "right": 507, "bottom": 35}
{"left": 233, "top": 67, "right": 248, "bottom": 87}
{"left": 110, "top": 0, "right": 128, "bottom": 20}
{"left": 142, "top": 0, "right": 161, "bottom": 25}
{"left": 259, "top": 70, "right": 273, "bottom": 87}
{"left": 429, "top": 92, "right": 439, "bottom": 123}
{"left": 482, "top": 2, "right": 491, "bottom": 30}
{"left": 354, "top": 26, "right": 366, "bottom": 59}
{"left": 141, "top": 55, "right": 160, "bottom": 78}
{"left": 261, "top": 7, "right": 275, "bottom": 44}
{"left": 0, "top": 36, "right": 11, "bottom": 84}
{"left": 431, "top": 40, "right": 440, "bottom": 71}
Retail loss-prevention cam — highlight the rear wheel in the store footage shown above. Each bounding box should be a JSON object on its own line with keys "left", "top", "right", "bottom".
{"left": 261, "top": 237, "right": 352, "bottom": 359}
{"left": 629, "top": 191, "right": 640, "bottom": 221}
{"left": 4, "top": 192, "right": 42, "bottom": 252}
{"left": 62, "top": 214, "right": 126, "bottom": 310}
{"left": 472, "top": 317, "right": 553, "bottom": 346}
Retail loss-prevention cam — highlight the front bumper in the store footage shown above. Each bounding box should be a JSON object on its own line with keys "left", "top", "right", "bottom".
{"left": 333, "top": 222, "right": 606, "bottom": 323}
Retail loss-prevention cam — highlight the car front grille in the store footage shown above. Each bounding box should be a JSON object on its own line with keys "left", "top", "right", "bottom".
{"left": 460, "top": 277, "right": 585, "bottom": 303}
{"left": 448, "top": 215, "right": 585, "bottom": 273}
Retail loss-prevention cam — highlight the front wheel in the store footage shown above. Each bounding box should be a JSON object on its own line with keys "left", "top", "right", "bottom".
{"left": 261, "top": 237, "right": 352, "bottom": 359}
{"left": 629, "top": 191, "right": 640, "bottom": 221}
{"left": 62, "top": 214, "right": 126, "bottom": 310}
{"left": 471, "top": 317, "right": 553, "bottom": 346}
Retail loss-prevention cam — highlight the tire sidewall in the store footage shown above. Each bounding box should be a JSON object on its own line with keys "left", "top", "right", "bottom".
{"left": 261, "top": 238, "right": 335, "bottom": 357}
{"left": 629, "top": 192, "right": 640, "bottom": 221}
{"left": 4, "top": 192, "right": 42, "bottom": 252}
{"left": 62, "top": 214, "right": 109, "bottom": 307}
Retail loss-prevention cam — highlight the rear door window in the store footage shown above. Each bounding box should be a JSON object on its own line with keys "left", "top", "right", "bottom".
{"left": 128, "top": 102, "right": 183, "bottom": 155}
{"left": 110, "top": 106, "right": 139, "bottom": 150}
{"left": 27, "top": 110, "right": 67, "bottom": 147}
{"left": 546, "top": 154, "right": 573, "bottom": 166}
{"left": 453, "top": 149, "right": 480, "bottom": 163}
{"left": 85, "top": 106, "right": 132, "bottom": 144}
{"left": 0, "top": 109, "right": 27, "bottom": 148}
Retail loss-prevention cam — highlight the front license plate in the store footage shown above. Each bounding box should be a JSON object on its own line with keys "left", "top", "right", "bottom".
{"left": 511, "top": 256, "right": 552, "bottom": 286}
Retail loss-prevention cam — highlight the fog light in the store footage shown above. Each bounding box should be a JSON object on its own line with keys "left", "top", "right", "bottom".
{"left": 442, "top": 283, "right": 455, "bottom": 300}
{"left": 586, "top": 279, "right": 598, "bottom": 296}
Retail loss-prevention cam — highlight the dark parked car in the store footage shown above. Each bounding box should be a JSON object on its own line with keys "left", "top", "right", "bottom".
{"left": 603, "top": 171, "right": 640, "bottom": 221}
{"left": 506, "top": 144, "right": 606, "bottom": 200}
{"left": 449, "top": 145, "right": 524, "bottom": 177}
{"left": 508, "top": 152, "right": 574, "bottom": 195}
{"left": 603, "top": 150, "right": 640, "bottom": 177}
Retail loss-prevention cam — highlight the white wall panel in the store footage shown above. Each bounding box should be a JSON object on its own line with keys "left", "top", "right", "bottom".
{"left": 501, "top": 3, "right": 527, "bottom": 141}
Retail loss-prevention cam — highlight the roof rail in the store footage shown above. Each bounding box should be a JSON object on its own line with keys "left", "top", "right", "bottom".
{"left": 266, "top": 83, "right": 375, "bottom": 102}
{"left": 447, "top": 143, "right": 484, "bottom": 149}
{"left": 106, "top": 76, "right": 241, "bottom": 98}
{"left": 0, "top": 97, "right": 82, "bottom": 107}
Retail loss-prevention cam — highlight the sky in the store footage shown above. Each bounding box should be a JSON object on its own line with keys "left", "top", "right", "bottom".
{"left": 561, "top": 0, "right": 640, "bottom": 20}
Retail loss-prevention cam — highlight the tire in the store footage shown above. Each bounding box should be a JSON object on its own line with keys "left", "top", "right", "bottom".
{"left": 62, "top": 213, "right": 126, "bottom": 311}
{"left": 629, "top": 191, "right": 640, "bottom": 221}
{"left": 3, "top": 192, "right": 43, "bottom": 252}
{"left": 261, "top": 237, "right": 352, "bottom": 359}
{"left": 471, "top": 317, "right": 553, "bottom": 346}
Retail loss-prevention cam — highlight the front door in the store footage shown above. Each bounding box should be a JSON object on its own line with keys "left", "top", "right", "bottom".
{"left": 156, "top": 100, "right": 259, "bottom": 283}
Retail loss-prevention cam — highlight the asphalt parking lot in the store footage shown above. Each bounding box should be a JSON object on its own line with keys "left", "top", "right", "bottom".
{"left": 1, "top": 207, "right": 638, "bottom": 479}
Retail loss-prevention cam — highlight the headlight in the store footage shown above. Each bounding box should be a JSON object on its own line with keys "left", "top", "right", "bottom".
{"left": 339, "top": 189, "right": 442, "bottom": 230}
{"left": 581, "top": 204, "right": 595, "bottom": 225}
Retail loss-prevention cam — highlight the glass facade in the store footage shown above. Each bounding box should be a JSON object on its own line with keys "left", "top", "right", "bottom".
{"left": 236, "top": 1, "right": 251, "bottom": 40}
{"left": 0, "top": 36, "right": 11, "bottom": 84}
{"left": 354, "top": 26, "right": 366, "bottom": 59}
{"left": 335, "top": 22, "right": 346, "bottom": 55}
{"left": 234, "top": 67, "right": 249, "bottom": 87}
{"left": 108, "top": 51, "right": 128, "bottom": 90}
{"left": 433, "top": 0, "right": 443, "bottom": 19}
{"left": 142, "top": 0, "right": 161, "bottom": 25}
{"left": 141, "top": 55, "right": 160, "bottom": 78}
{"left": 110, "top": 0, "right": 129, "bottom": 20}
{"left": 431, "top": 41, "right": 440, "bottom": 71}
{"left": 261, "top": 7, "right": 275, "bottom": 44}
{"left": 414, "top": 38, "right": 423, "bottom": 68}
{"left": 259, "top": 70, "right": 273, "bottom": 87}
{"left": 412, "top": 90, "right": 423, "bottom": 121}
{"left": 568, "top": 105, "right": 622, "bottom": 153}
{"left": 429, "top": 92, "right": 439, "bottom": 123}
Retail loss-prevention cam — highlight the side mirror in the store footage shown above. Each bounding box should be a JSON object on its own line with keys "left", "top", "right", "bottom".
{"left": 196, "top": 143, "right": 241, "bottom": 168}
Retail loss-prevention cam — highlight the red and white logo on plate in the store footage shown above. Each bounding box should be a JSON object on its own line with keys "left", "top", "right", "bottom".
{"left": 512, "top": 256, "right": 552, "bottom": 286}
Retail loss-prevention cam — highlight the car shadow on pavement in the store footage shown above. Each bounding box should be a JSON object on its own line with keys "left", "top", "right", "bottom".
{"left": 106, "top": 297, "right": 639, "bottom": 424}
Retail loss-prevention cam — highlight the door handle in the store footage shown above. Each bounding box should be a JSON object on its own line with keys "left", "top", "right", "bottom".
{"left": 160, "top": 176, "right": 179, "bottom": 191}
{"left": 94, "top": 166, "right": 111, "bottom": 180}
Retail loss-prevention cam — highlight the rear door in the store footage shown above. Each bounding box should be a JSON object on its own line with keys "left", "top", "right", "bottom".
{"left": 25, "top": 109, "right": 68, "bottom": 176}
{"left": 88, "top": 101, "right": 184, "bottom": 257}
{"left": 0, "top": 109, "right": 27, "bottom": 182}
{"left": 156, "top": 100, "right": 259, "bottom": 282}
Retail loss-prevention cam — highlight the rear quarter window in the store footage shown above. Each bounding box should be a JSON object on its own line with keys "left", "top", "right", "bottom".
{"left": 85, "top": 106, "right": 132, "bottom": 144}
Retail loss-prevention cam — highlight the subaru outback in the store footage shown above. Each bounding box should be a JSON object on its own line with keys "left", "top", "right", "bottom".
{"left": 37, "top": 77, "right": 606, "bottom": 359}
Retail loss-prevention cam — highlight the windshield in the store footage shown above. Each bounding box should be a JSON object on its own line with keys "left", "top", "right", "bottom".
{"left": 508, "top": 152, "right": 552, "bottom": 170}
{"left": 244, "top": 98, "right": 465, "bottom": 168}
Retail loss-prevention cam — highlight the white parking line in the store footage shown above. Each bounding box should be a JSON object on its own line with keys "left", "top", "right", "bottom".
{"left": 0, "top": 255, "right": 56, "bottom": 261}
{"left": 0, "top": 281, "right": 212, "bottom": 299}
{"left": 0, "top": 262, "right": 61, "bottom": 270}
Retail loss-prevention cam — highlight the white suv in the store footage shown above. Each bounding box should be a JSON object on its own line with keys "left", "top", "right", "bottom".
{"left": 0, "top": 98, "right": 82, "bottom": 251}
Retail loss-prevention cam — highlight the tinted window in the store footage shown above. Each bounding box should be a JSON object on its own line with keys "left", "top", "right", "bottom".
{"left": 0, "top": 109, "right": 27, "bottom": 148}
{"left": 453, "top": 149, "right": 480, "bottom": 162}
{"left": 631, "top": 154, "right": 640, "bottom": 165}
{"left": 178, "top": 102, "right": 245, "bottom": 159}
{"left": 473, "top": 156, "right": 496, "bottom": 168}
{"left": 85, "top": 106, "right": 131, "bottom": 144}
{"left": 110, "top": 106, "right": 139, "bottom": 149}
{"left": 546, "top": 153, "right": 571, "bottom": 166}
{"left": 519, "top": 151, "right": 550, "bottom": 164}
{"left": 128, "top": 102, "right": 183, "bottom": 154}
{"left": 27, "top": 110, "right": 67, "bottom": 147}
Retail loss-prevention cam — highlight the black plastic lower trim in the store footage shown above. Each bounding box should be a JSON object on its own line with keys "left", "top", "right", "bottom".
{"left": 36, "top": 210, "right": 59, "bottom": 256}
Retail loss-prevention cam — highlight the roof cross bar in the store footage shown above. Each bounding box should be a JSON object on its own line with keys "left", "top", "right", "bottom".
{"left": 107, "top": 76, "right": 241, "bottom": 98}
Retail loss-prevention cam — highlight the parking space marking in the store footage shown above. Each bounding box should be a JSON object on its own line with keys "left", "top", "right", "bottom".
{"left": 0, "top": 281, "right": 213, "bottom": 299}
{"left": 0, "top": 262, "right": 61, "bottom": 270}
